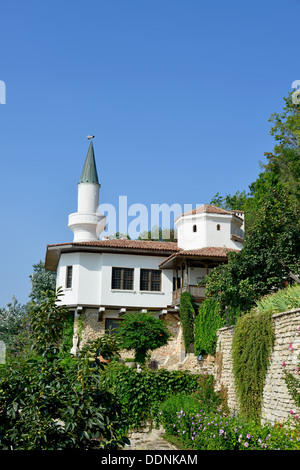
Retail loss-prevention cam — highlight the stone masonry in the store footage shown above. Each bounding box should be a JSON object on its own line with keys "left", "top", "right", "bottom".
{"left": 214, "top": 308, "right": 300, "bottom": 425}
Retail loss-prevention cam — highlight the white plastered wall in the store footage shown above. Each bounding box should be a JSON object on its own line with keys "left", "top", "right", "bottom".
{"left": 176, "top": 213, "right": 243, "bottom": 251}
{"left": 57, "top": 251, "right": 173, "bottom": 310}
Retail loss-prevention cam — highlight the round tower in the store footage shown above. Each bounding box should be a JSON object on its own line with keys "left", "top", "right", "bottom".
{"left": 68, "top": 138, "right": 106, "bottom": 242}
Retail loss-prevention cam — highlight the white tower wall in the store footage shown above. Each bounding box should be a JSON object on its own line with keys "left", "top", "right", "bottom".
{"left": 77, "top": 183, "right": 100, "bottom": 214}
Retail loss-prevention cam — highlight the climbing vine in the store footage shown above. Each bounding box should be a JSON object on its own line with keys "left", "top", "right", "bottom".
{"left": 179, "top": 292, "right": 195, "bottom": 352}
{"left": 194, "top": 299, "right": 225, "bottom": 356}
{"left": 232, "top": 309, "right": 274, "bottom": 422}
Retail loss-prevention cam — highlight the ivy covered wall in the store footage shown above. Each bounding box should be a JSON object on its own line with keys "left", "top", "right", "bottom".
{"left": 214, "top": 308, "right": 300, "bottom": 425}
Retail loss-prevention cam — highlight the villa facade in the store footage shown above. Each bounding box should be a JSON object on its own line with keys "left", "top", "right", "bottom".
{"left": 44, "top": 140, "right": 244, "bottom": 358}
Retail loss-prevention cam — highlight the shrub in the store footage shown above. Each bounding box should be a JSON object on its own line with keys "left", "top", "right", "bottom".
{"left": 255, "top": 284, "right": 300, "bottom": 314}
{"left": 0, "top": 291, "right": 129, "bottom": 450}
{"left": 0, "top": 359, "right": 126, "bottom": 450}
{"left": 159, "top": 393, "right": 205, "bottom": 445}
{"left": 101, "top": 363, "right": 202, "bottom": 428}
{"left": 160, "top": 399, "right": 300, "bottom": 450}
{"left": 0, "top": 345, "right": 129, "bottom": 450}
{"left": 159, "top": 375, "right": 223, "bottom": 442}
{"left": 116, "top": 311, "right": 171, "bottom": 364}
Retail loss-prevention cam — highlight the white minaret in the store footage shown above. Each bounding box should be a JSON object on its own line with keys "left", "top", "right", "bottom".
{"left": 68, "top": 137, "right": 106, "bottom": 242}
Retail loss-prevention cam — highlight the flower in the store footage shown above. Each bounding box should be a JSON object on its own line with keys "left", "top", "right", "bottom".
{"left": 247, "top": 434, "right": 251, "bottom": 439}
{"left": 282, "top": 361, "right": 286, "bottom": 367}
{"left": 244, "top": 442, "right": 248, "bottom": 447}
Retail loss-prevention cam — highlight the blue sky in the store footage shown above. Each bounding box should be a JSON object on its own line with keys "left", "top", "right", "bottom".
{"left": 0, "top": 0, "right": 299, "bottom": 307}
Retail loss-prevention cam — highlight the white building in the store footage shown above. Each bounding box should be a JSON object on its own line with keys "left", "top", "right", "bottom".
{"left": 44, "top": 140, "right": 244, "bottom": 350}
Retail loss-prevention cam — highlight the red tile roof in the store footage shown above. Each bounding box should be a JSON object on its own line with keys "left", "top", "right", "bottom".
{"left": 159, "top": 246, "right": 238, "bottom": 268}
{"left": 175, "top": 204, "right": 243, "bottom": 222}
{"left": 178, "top": 247, "right": 238, "bottom": 257}
{"left": 47, "top": 239, "right": 180, "bottom": 252}
{"left": 45, "top": 239, "right": 180, "bottom": 271}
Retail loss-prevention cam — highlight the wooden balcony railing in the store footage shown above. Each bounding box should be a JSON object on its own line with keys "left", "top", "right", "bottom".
{"left": 172, "top": 284, "right": 206, "bottom": 305}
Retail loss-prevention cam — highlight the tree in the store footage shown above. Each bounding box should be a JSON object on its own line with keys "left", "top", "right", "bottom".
{"left": 0, "top": 297, "right": 27, "bottom": 354}
{"left": 206, "top": 187, "right": 300, "bottom": 315}
{"left": 210, "top": 190, "right": 249, "bottom": 212}
{"left": 269, "top": 91, "right": 300, "bottom": 156}
{"left": 116, "top": 311, "right": 172, "bottom": 364}
{"left": 0, "top": 290, "right": 129, "bottom": 450}
{"left": 206, "top": 92, "right": 300, "bottom": 315}
{"left": 29, "top": 260, "right": 57, "bottom": 304}
{"left": 210, "top": 93, "right": 300, "bottom": 234}
{"left": 107, "top": 232, "right": 131, "bottom": 239}
{"left": 28, "top": 287, "right": 70, "bottom": 361}
{"left": 138, "top": 225, "right": 177, "bottom": 242}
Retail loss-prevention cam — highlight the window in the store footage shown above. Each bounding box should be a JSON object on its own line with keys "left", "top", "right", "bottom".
{"left": 66, "top": 266, "right": 73, "bottom": 288}
{"left": 140, "top": 269, "right": 161, "bottom": 291}
{"left": 111, "top": 267, "right": 134, "bottom": 290}
{"left": 193, "top": 224, "right": 197, "bottom": 232}
{"left": 217, "top": 224, "right": 221, "bottom": 231}
{"left": 105, "top": 318, "right": 121, "bottom": 335}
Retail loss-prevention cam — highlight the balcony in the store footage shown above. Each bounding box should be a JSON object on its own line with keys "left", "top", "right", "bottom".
{"left": 172, "top": 284, "right": 206, "bottom": 306}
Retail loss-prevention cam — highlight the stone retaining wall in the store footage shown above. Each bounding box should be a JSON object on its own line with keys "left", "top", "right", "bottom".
{"left": 261, "top": 308, "right": 300, "bottom": 424}
{"left": 215, "top": 308, "right": 300, "bottom": 424}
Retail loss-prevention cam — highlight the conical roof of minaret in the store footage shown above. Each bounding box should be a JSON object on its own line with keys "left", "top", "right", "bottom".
{"left": 79, "top": 140, "right": 99, "bottom": 184}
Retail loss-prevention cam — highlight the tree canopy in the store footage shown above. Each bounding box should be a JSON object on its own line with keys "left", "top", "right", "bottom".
{"left": 207, "top": 92, "right": 300, "bottom": 316}
{"left": 29, "top": 260, "right": 57, "bottom": 304}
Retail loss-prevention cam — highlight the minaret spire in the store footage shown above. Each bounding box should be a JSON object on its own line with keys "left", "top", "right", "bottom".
{"left": 68, "top": 137, "right": 106, "bottom": 242}
{"left": 79, "top": 139, "right": 99, "bottom": 184}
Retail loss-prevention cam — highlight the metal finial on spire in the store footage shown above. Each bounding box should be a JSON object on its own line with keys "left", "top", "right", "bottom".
{"left": 87, "top": 135, "right": 95, "bottom": 140}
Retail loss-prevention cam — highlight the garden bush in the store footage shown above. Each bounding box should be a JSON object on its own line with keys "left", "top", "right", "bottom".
{"left": 101, "top": 363, "right": 204, "bottom": 428}
{"left": 0, "top": 290, "right": 129, "bottom": 450}
{"left": 116, "top": 311, "right": 171, "bottom": 364}
{"left": 160, "top": 397, "right": 300, "bottom": 450}
{"left": 159, "top": 375, "right": 224, "bottom": 441}
{"left": 0, "top": 353, "right": 129, "bottom": 450}
{"left": 254, "top": 284, "right": 300, "bottom": 314}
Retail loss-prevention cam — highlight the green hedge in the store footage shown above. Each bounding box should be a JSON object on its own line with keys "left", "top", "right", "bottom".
{"left": 101, "top": 363, "right": 203, "bottom": 428}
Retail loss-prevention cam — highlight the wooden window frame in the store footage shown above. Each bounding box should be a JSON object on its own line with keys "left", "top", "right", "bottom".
{"left": 140, "top": 269, "right": 162, "bottom": 292}
{"left": 66, "top": 266, "right": 73, "bottom": 289}
{"left": 111, "top": 267, "right": 134, "bottom": 290}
